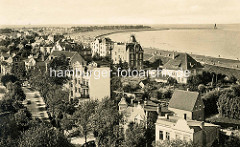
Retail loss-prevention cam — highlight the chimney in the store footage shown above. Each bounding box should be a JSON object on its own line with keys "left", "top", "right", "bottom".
{"left": 131, "top": 99, "right": 134, "bottom": 105}
{"left": 172, "top": 51, "right": 175, "bottom": 59}
{"left": 42, "top": 54, "right": 45, "bottom": 61}
{"left": 133, "top": 102, "right": 137, "bottom": 107}
{"left": 144, "top": 100, "right": 147, "bottom": 108}
{"left": 200, "top": 121, "right": 204, "bottom": 129}
{"left": 184, "top": 113, "right": 187, "bottom": 120}
{"left": 165, "top": 114, "right": 169, "bottom": 119}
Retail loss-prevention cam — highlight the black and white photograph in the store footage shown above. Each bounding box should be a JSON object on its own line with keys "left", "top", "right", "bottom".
{"left": 0, "top": 0, "right": 240, "bottom": 146}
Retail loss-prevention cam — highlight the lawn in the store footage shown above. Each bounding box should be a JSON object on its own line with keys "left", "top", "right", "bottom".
{"left": 206, "top": 115, "right": 240, "bottom": 129}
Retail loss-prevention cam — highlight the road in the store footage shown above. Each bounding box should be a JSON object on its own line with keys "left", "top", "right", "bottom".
{"left": 22, "top": 87, "right": 49, "bottom": 121}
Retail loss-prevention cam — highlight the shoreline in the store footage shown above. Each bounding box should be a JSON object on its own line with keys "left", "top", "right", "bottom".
{"left": 95, "top": 28, "right": 169, "bottom": 38}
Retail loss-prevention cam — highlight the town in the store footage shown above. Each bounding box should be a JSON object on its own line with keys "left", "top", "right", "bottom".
{"left": 0, "top": 25, "right": 239, "bottom": 147}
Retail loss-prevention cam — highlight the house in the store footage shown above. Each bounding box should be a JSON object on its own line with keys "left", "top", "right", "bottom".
{"left": 0, "top": 53, "right": 13, "bottom": 75}
{"left": 79, "top": 48, "right": 92, "bottom": 61}
{"left": 111, "top": 35, "right": 144, "bottom": 69}
{"left": 155, "top": 115, "right": 219, "bottom": 147}
{"left": 118, "top": 97, "right": 146, "bottom": 129}
{"left": 162, "top": 53, "right": 203, "bottom": 83}
{"left": 168, "top": 90, "right": 205, "bottom": 121}
{"left": 23, "top": 55, "right": 37, "bottom": 70}
{"left": 48, "top": 51, "right": 109, "bottom": 101}
{"left": 88, "top": 67, "right": 111, "bottom": 101}
{"left": 91, "top": 37, "right": 113, "bottom": 57}
{"left": 69, "top": 65, "right": 111, "bottom": 101}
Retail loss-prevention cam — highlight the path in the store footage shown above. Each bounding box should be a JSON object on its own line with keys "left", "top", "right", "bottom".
{"left": 22, "top": 87, "right": 49, "bottom": 121}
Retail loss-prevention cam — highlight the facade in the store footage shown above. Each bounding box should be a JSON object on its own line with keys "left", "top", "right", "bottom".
{"left": 88, "top": 67, "right": 111, "bottom": 101}
{"left": 111, "top": 35, "right": 144, "bottom": 69}
{"left": 162, "top": 53, "right": 203, "bottom": 84}
{"left": 23, "top": 55, "right": 37, "bottom": 70}
{"left": 168, "top": 90, "right": 205, "bottom": 121}
{"left": 91, "top": 37, "right": 113, "bottom": 57}
{"left": 0, "top": 53, "right": 13, "bottom": 75}
{"left": 69, "top": 66, "right": 111, "bottom": 101}
{"left": 155, "top": 116, "right": 219, "bottom": 147}
{"left": 154, "top": 90, "right": 218, "bottom": 146}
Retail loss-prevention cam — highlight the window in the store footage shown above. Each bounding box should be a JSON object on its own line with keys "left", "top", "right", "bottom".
{"left": 159, "top": 131, "right": 163, "bottom": 140}
{"left": 183, "top": 135, "right": 190, "bottom": 141}
{"left": 71, "top": 91, "right": 73, "bottom": 97}
{"left": 166, "top": 132, "right": 170, "bottom": 140}
{"left": 175, "top": 133, "right": 181, "bottom": 140}
{"left": 75, "top": 87, "right": 77, "bottom": 93}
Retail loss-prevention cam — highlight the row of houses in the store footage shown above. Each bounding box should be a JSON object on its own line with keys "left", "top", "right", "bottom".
{"left": 0, "top": 49, "right": 110, "bottom": 102}
{"left": 91, "top": 35, "right": 144, "bottom": 69}
{"left": 118, "top": 90, "right": 219, "bottom": 147}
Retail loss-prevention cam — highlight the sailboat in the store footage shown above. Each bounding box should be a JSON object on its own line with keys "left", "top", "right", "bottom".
{"left": 214, "top": 23, "right": 217, "bottom": 29}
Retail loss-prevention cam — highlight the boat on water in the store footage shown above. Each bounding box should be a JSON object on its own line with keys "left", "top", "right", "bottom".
{"left": 214, "top": 23, "right": 217, "bottom": 29}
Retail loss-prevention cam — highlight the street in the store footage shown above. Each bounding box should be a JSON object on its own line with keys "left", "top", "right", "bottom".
{"left": 22, "top": 87, "right": 49, "bottom": 120}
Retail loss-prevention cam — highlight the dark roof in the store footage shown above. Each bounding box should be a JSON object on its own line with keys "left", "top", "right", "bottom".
{"left": 51, "top": 51, "right": 76, "bottom": 58}
{"left": 36, "top": 61, "right": 46, "bottom": 67}
{"left": 162, "top": 53, "right": 202, "bottom": 70}
{"left": 70, "top": 52, "right": 86, "bottom": 65}
{"left": 168, "top": 90, "right": 199, "bottom": 111}
{"left": 1, "top": 53, "right": 10, "bottom": 58}
{"left": 140, "top": 79, "right": 149, "bottom": 85}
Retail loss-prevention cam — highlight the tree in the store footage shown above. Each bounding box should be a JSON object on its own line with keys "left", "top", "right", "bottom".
{"left": 14, "top": 108, "right": 32, "bottom": 131}
{"left": 1, "top": 74, "right": 19, "bottom": 86}
{"left": 111, "top": 76, "right": 122, "bottom": 91}
{"left": 72, "top": 100, "right": 98, "bottom": 143}
{"left": 202, "top": 90, "right": 221, "bottom": 117}
{"left": 91, "top": 98, "right": 124, "bottom": 146}
{"left": 123, "top": 123, "right": 146, "bottom": 147}
{"left": 154, "top": 139, "right": 195, "bottom": 147}
{"left": 18, "top": 123, "right": 73, "bottom": 147}
{"left": 187, "top": 75, "right": 203, "bottom": 91}
{"left": 224, "top": 133, "right": 240, "bottom": 147}
{"left": 11, "top": 62, "right": 27, "bottom": 80}
{"left": 0, "top": 113, "right": 20, "bottom": 147}
{"left": 229, "top": 76, "right": 237, "bottom": 84}
{"left": 167, "top": 77, "right": 177, "bottom": 86}
{"left": 217, "top": 92, "right": 240, "bottom": 119}
{"left": 47, "top": 54, "right": 70, "bottom": 85}
{"left": 45, "top": 86, "right": 69, "bottom": 125}
{"left": 198, "top": 84, "right": 206, "bottom": 93}
{"left": 4, "top": 81, "right": 26, "bottom": 101}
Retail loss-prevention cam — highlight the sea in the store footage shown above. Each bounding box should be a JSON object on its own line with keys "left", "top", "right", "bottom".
{"left": 106, "top": 24, "right": 240, "bottom": 60}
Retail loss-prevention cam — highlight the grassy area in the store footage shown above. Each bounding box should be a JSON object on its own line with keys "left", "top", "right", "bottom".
{"left": 206, "top": 115, "right": 240, "bottom": 129}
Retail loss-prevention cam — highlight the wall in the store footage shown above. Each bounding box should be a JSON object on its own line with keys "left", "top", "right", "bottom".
{"left": 89, "top": 67, "right": 110, "bottom": 101}
{"left": 168, "top": 107, "right": 192, "bottom": 119}
{"left": 111, "top": 43, "right": 127, "bottom": 64}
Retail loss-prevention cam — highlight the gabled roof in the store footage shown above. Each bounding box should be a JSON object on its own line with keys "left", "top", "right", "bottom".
{"left": 123, "top": 104, "right": 145, "bottom": 122}
{"left": 162, "top": 53, "right": 202, "bottom": 70}
{"left": 50, "top": 51, "right": 86, "bottom": 66}
{"left": 70, "top": 52, "right": 86, "bottom": 65}
{"left": 168, "top": 90, "right": 199, "bottom": 111}
{"left": 118, "top": 97, "right": 128, "bottom": 106}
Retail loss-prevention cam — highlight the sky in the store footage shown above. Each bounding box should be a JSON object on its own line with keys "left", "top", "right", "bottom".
{"left": 0, "top": 0, "right": 240, "bottom": 25}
